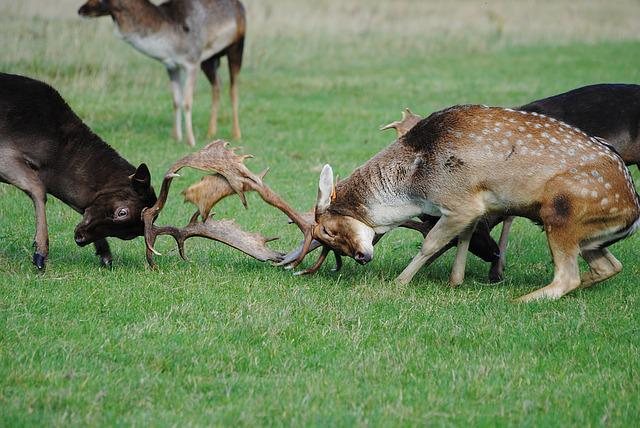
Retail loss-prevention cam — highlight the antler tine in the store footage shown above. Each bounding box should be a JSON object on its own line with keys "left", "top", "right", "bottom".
{"left": 142, "top": 171, "right": 182, "bottom": 266}
{"left": 279, "top": 238, "right": 323, "bottom": 268}
{"left": 380, "top": 108, "right": 423, "bottom": 138}
{"left": 293, "top": 245, "right": 330, "bottom": 276}
{"left": 242, "top": 180, "right": 317, "bottom": 268}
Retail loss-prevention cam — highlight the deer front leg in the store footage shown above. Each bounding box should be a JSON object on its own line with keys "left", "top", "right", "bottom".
{"left": 182, "top": 65, "right": 198, "bottom": 147}
{"left": 396, "top": 214, "right": 477, "bottom": 285}
{"left": 94, "top": 238, "right": 112, "bottom": 268}
{"left": 30, "top": 189, "right": 48, "bottom": 270}
{"left": 489, "top": 216, "right": 514, "bottom": 283}
{"left": 167, "top": 67, "right": 184, "bottom": 142}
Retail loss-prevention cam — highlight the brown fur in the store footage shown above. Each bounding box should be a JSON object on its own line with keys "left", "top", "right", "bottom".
{"left": 314, "top": 105, "right": 640, "bottom": 301}
{"left": 0, "top": 73, "right": 156, "bottom": 270}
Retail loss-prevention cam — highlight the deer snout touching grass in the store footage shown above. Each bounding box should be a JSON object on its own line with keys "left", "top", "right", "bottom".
{"left": 78, "top": 0, "right": 246, "bottom": 146}
{"left": 289, "top": 105, "right": 640, "bottom": 302}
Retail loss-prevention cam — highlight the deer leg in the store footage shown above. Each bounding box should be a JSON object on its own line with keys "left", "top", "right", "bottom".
{"left": 489, "top": 216, "right": 514, "bottom": 283}
{"left": 449, "top": 221, "right": 478, "bottom": 287}
{"left": 167, "top": 67, "right": 184, "bottom": 142}
{"left": 0, "top": 161, "right": 49, "bottom": 270}
{"left": 580, "top": 248, "right": 622, "bottom": 289}
{"left": 396, "top": 214, "right": 479, "bottom": 285}
{"left": 182, "top": 65, "right": 198, "bottom": 147}
{"left": 515, "top": 231, "right": 581, "bottom": 303}
{"left": 94, "top": 238, "right": 112, "bottom": 268}
{"left": 227, "top": 38, "right": 244, "bottom": 140}
{"left": 201, "top": 56, "right": 221, "bottom": 139}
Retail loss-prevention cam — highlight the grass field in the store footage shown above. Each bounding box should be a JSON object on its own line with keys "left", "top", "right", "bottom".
{"left": 1, "top": 0, "right": 640, "bottom": 426}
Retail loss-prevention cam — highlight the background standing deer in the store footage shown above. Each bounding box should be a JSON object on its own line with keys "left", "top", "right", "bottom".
{"left": 78, "top": 0, "right": 246, "bottom": 146}
{"left": 293, "top": 105, "right": 639, "bottom": 301}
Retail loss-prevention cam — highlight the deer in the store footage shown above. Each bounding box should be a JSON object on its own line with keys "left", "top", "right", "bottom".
{"left": 376, "top": 84, "right": 640, "bottom": 284}
{"left": 78, "top": 0, "right": 246, "bottom": 146}
{"left": 284, "top": 104, "right": 640, "bottom": 301}
{"left": 490, "top": 83, "right": 640, "bottom": 281}
{"left": 0, "top": 73, "right": 157, "bottom": 270}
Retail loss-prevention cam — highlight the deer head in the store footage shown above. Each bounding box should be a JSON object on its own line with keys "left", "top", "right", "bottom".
{"left": 312, "top": 165, "right": 376, "bottom": 264}
{"left": 78, "top": 0, "right": 112, "bottom": 17}
{"left": 74, "top": 163, "right": 156, "bottom": 246}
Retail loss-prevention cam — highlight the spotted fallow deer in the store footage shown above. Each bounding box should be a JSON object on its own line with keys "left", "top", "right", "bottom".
{"left": 290, "top": 105, "right": 640, "bottom": 301}
{"left": 78, "top": 0, "right": 246, "bottom": 146}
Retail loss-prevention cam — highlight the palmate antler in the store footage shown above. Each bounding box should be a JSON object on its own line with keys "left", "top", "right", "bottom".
{"left": 142, "top": 140, "right": 315, "bottom": 268}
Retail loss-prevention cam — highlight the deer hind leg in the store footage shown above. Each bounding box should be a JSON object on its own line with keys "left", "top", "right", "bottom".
{"left": 227, "top": 37, "right": 244, "bottom": 140}
{"left": 396, "top": 211, "right": 481, "bottom": 285}
{"left": 167, "top": 67, "right": 184, "bottom": 142}
{"left": 94, "top": 238, "right": 112, "bottom": 268}
{"left": 201, "top": 55, "right": 222, "bottom": 139}
{"left": 515, "top": 228, "right": 581, "bottom": 302}
{"left": 580, "top": 248, "right": 622, "bottom": 289}
{"left": 0, "top": 158, "right": 49, "bottom": 270}
{"left": 489, "top": 216, "right": 514, "bottom": 283}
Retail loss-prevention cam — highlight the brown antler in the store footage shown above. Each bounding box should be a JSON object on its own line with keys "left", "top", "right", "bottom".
{"left": 380, "top": 108, "right": 423, "bottom": 138}
{"left": 182, "top": 160, "right": 316, "bottom": 269}
{"left": 144, "top": 211, "right": 281, "bottom": 266}
{"left": 182, "top": 169, "right": 269, "bottom": 220}
{"left": 142, "top": 140, "right": 316, "bottom": 268}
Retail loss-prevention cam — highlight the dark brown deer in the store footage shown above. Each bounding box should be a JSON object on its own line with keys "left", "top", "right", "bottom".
{"left": 78, "top": 0, "right": 246, "bottom": 146}
{"left": 0, "top": 73, "right": 157, "bottom": 270}
{"left": 287, "top": 105, "right": 640, "bottom": 301}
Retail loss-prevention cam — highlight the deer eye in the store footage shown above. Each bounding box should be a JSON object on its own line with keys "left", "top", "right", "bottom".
{"left": 322, "top": 226, "right": 334, "bottom": 238}
{"left": 115, "top": 208, "right": 129, "bottom": 219}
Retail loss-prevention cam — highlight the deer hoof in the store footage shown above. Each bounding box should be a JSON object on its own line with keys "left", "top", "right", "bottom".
{"left": 488, "top": 266, "right": 504, "bottom": 283}
{"left": 100, "top": 256, "right": 113, "bottom": 269}
{"left": 32, "top": 252, "right": 46, "bottom": 270}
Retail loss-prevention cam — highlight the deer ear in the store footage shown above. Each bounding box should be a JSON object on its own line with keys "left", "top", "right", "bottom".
{"left": 130, "top": 163, "right": 151, "bottom": 191}
{"left": 316, "top": 164, "right": 334, "bottom": 215}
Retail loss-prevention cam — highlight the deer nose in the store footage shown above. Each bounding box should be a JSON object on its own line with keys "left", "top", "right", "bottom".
{"left": 74, "top": 233, "right": 88, "bottom": 246}
{"left": 354, "top": 251, "right": 372, "bottom": 265}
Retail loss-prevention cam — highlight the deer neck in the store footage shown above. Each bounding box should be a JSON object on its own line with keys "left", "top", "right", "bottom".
{"left": 47, "top": 117, "right": 135, "bottom": 212}
{"left": 109, "top": 0, "right": 183, "bottom": 65}
{"left": 109, "top": 0, "right": 169, "bottom": 35}
{"left": 330, "top": 144, "right": 441, "bottom": 234}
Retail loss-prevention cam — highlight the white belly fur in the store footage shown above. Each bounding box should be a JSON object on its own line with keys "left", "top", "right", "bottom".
{"left": 369, "top": 197, "right": 443, "bottom": 234}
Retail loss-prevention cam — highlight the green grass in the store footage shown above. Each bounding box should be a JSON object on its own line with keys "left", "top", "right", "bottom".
{"left": 1, "top": 1, "right": 640, "bottom": 426}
